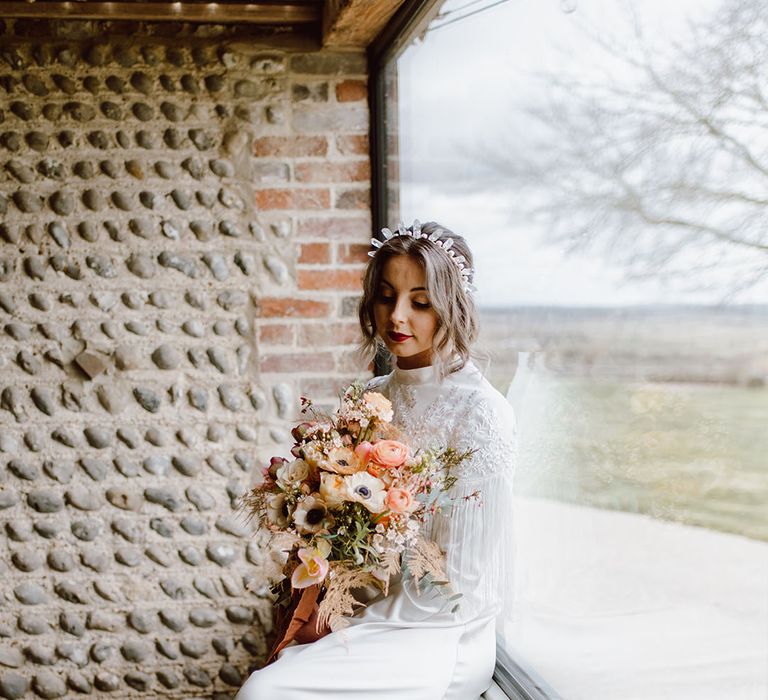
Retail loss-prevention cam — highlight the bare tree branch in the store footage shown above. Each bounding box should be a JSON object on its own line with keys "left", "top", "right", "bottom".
{"left": 475, "top": 0, "right": 768, "bottom": 297}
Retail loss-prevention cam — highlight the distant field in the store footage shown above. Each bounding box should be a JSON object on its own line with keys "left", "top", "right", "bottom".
{"left": 477, "top": 304, "right": 768, "bottom": 389}
{"left": 476, "top": 306, "right": 768, "bottom": 543}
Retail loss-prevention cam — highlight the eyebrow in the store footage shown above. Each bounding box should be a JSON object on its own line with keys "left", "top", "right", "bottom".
{"left": 380, "top": 279, "right": 427, "bottom": 292}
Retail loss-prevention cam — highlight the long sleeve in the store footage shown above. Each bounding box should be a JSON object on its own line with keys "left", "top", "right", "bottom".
{"left": 427, "top": 391, "right": 517, "bottom": 633}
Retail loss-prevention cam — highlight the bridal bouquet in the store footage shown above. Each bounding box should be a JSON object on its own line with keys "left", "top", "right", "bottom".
{"left": 242, "top": 382, "right": 471, "bottom": 647}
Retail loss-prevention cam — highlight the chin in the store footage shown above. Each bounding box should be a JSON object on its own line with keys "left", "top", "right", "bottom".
{"left": 386, "top": 342, "right": 414, "bottom": 357}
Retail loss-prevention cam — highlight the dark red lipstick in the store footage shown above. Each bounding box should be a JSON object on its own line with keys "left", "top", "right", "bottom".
{"left": 388, "top": 331, "right": 412, "bottom": 343}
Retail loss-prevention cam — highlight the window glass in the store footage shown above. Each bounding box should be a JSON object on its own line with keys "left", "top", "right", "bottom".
{"left": 384, "top": 1, "right": 768, "bottom": 697}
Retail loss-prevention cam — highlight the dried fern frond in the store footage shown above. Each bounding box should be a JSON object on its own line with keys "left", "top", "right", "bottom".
{"left": 403, "top": 536, "right": 446, "bottom": 592}
{"left": 238, "top": 486, "right": 268, "bottom": 524}
{"left": 378, "top": 549, "right": 401, "bottom": 596}
{"left": 316, "top": 563, "right": 380, "bottom": 632}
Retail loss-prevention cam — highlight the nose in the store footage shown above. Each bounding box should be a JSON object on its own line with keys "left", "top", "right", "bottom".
{"left": 389, "top": 295, "right": 409, "bottom": 328}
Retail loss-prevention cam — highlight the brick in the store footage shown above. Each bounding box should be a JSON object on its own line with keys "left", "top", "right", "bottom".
{"left": 295, "top": 160, "right": 369, "bottom": 184}
{"left": 335, "top": 79, "right": 367, "bottom": 102}
{"left": 297, "top": 216, "right": 370, "bottom": 240}
{"left": 340, "top": 295, "right": 362, "bottom": 317}
{"left": 292, "top": 104, "right": 368, "bottom": 134}
{"left": 290, "top": 52, "right": 367, "bottom": 75}
{"left": 335, "top": 188, "right": 370, "bottom": 210}
{"left": 259, "top": 297, "right": 332, "bottom": 318}
{"left": 251, "top": 161, "right": 290, "bottom": 183}
{"left": 258, "top": 322, "right": 295, "bottom": 345}
{"left": 336, "top": 242, "right": 370, "bottom": 264}
{"left": 261, "top": 352, "right": 335, "bottom": 373}
{"left": 298, "top": 242, "right": 331, "bottom": 264}
{"left": 255, "top": 188, "right": 330, "bottom": 210}
{"left": 297, "top": 321, "right": 360, "bottom": 346}
{"left": 336, "top": 134, "right": 369, "bottom": 155}
{"left": 298, "top": 268, "right": 363, "bottom": 291}
{"left": 253, "top": 136, "right": 328, "bottom": 157}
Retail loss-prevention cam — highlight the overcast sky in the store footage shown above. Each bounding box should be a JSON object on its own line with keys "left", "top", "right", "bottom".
{"left": 393, "top": 0, "right": 768, "bottom": 308}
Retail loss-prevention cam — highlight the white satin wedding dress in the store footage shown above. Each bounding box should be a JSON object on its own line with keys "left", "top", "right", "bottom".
{"left": 237, "top": 359, "right": 517, "bottom": 700}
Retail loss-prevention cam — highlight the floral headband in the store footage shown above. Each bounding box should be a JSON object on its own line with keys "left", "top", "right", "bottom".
{"left": 368, "top": 219, "right": 477, "bottom": 294}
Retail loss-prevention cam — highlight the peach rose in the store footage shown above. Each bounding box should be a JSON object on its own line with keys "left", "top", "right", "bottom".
{"left": 370, "top": 440, "right": 409, "bottom": 469}
{"left": 362, "top": 392, "right": 394, "bottom": 422}
{"left": 384, "top": 487, "right": 415, "bottom": 513}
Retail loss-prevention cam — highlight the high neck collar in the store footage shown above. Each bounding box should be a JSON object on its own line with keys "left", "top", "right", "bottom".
{"left": 392, "top": 363, "right": 438, "bottom": 386}
{"left": 391, "top": 358, "right": 473, "bottom": 386}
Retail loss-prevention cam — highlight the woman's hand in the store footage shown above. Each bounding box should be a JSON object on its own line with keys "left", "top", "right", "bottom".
{"left": 293, "top": 603, "right": 330, "bottom": 644}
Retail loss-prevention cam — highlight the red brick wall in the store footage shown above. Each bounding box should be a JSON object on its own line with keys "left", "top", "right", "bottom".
{"left": 253, "top": 54, "right": 373, "bottom": 410}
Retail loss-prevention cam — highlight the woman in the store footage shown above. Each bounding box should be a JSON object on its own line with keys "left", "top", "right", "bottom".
{"left": 237, "top": 221, "right": 516, "bottom": 699}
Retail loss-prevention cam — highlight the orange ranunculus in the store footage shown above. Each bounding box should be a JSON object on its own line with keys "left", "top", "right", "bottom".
{"left": 384, "top": 487, "right": 415, "bottom": 513}
{"left": 370, "top": 440, "right": 409, "bottom": 469}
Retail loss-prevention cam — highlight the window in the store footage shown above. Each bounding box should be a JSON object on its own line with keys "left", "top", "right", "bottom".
{"left": 371, "top": 1, "right": 768, "bottom": 698}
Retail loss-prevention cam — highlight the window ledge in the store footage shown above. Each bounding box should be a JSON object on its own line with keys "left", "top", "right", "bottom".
{"left": 492, "top": 642, "right": 563, "bottom": 700}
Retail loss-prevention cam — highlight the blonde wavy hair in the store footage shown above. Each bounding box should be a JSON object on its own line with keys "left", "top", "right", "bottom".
{"left": 357, "top": 221, "right": 479, "bottom": 381}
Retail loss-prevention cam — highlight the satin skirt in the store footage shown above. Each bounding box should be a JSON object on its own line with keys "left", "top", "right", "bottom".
{"left": 236, "top": 579, "right": 496, "bottom": 700}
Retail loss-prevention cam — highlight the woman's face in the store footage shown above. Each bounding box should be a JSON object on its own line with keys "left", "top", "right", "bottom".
{"left": 373, "top": 255, "right": 439, "bottom": 369}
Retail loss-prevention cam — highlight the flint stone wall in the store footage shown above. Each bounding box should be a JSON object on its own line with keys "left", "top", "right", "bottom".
{"left": 0, "top": 20, "right": 369, "bottom": 699}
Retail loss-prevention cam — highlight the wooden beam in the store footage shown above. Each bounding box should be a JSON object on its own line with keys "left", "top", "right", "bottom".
{"left": 0, "top": 1, "right": 320, "bottom": 24}
{"left": 322, "top": 0, "right": 405, "bottom": 47}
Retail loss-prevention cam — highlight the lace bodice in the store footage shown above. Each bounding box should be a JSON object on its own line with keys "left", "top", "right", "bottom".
{"left": 366, "top": 361, "right": 517, "bottom": 483}
{"left": 365, "top": 360, "right": 517, "bottom": 628}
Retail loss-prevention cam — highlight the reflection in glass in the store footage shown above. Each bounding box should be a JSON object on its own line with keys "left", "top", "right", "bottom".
{"left": 385, "top": 0, "right": 768, "bottom": 697}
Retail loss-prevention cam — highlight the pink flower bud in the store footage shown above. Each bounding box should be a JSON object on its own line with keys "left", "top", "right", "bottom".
{"left": 291, "top": 421, "right": 317, "bottom": 441}
{"left": 268, "top": 456, "right": 287, "bottom": 479}
{"left": 354, "top": 441, "right": 373, "bottom": 466}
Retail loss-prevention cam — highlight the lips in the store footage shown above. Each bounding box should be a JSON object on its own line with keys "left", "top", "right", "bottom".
{"left": 388, "top": 331, "right": 412, "bottom": 343}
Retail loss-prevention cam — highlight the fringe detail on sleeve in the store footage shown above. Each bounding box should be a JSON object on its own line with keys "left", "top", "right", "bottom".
{"left": 428, "top": 471, "right": 516, "bottom": 628}
{"left": 426, "top": 392, "right": 517, "bottom": 636}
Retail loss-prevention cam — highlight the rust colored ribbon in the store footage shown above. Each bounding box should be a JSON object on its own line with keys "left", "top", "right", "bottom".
{"left": 265, "top": 584, "right": 320, "bottom": 665}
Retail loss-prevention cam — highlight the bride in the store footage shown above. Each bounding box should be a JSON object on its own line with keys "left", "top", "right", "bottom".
{"left": 237, "top": 221, "right": 516, "bottom": 699}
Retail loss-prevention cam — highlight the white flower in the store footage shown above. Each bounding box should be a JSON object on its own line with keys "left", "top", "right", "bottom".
{"left": 300, "top": 443, "right": 325, "bottom": 469}
{"left": 275, "top": 459, "right": 310, "bottom": 489}
{"left": 318, "top": 446, "right": 362, "bottom": 476}
{"left": 319, "top": 472, "right": 350, "bottom": 508}
{"left": 266, "top": 493, "right": 290, "bottom": 527}
{"left": 292, "top": 494, "right": 332, "bottom": 535}
{"left": 344, "top": 472, "right": 387, "bottom": 513}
